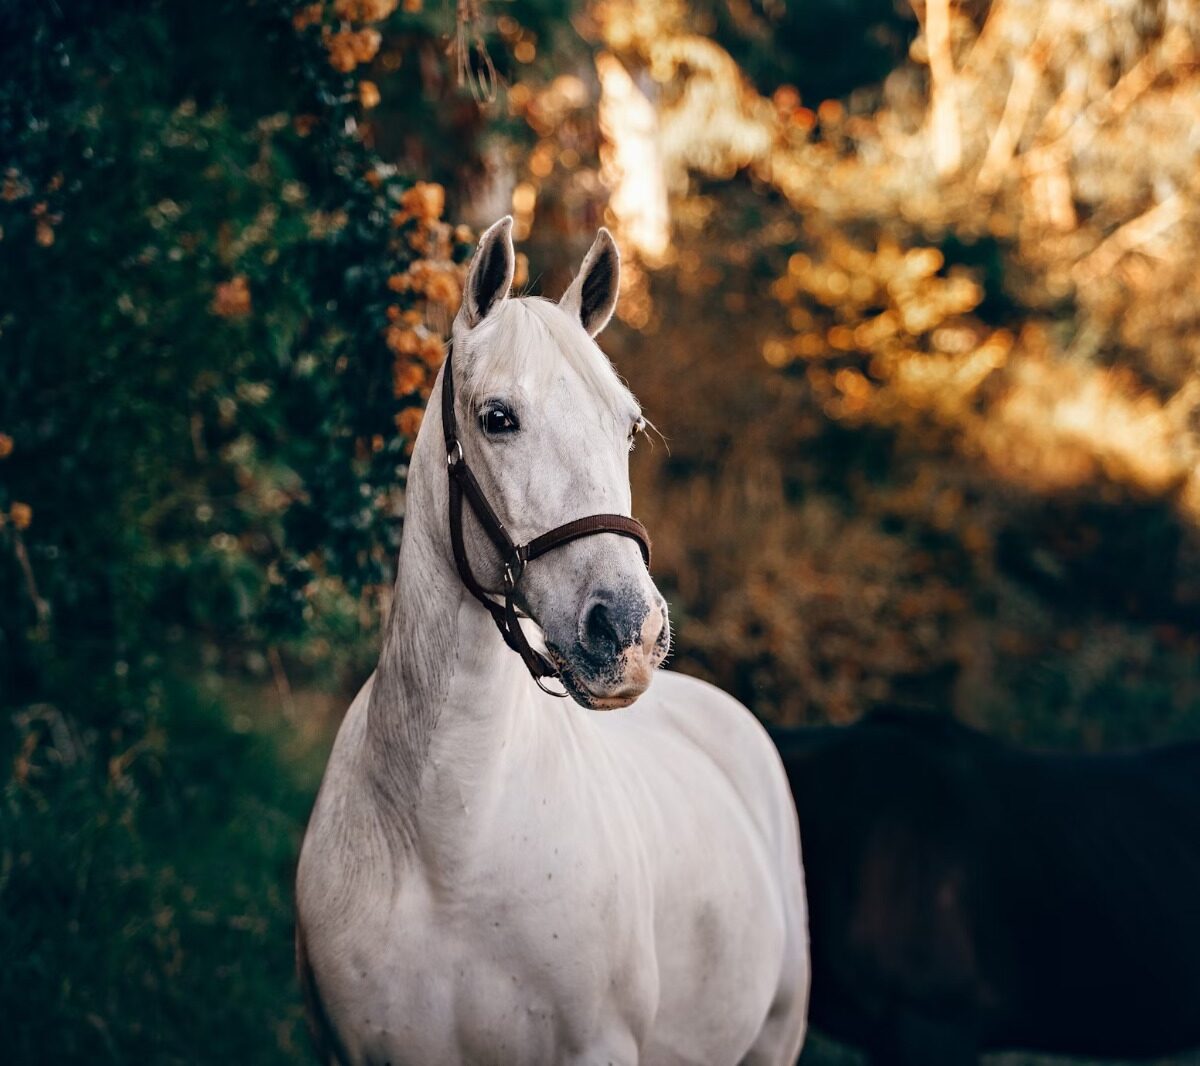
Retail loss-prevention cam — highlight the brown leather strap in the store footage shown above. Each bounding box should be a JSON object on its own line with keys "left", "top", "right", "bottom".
{"left": 441, "top": 342, "right": 460, "bottom": 455}
{"left": 450, "top": 464, "right": 557, "bottom": 679}
{"left": 439, "top": 344, "right": 653, "bottom": 688}
{"left": 525, "top": 514, "right": 651, "bottom": 566}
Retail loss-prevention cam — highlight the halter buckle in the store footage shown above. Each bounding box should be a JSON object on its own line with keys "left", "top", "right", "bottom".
{"left": 503, "top": 550, "right": 525, "bottom": 592}
{"left": 446, "top": 439, "right": 463, "bottom": 469}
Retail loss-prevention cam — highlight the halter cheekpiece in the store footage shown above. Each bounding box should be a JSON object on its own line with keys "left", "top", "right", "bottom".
{"left": 440, "top": 344, "right": 653, "bottom": 694}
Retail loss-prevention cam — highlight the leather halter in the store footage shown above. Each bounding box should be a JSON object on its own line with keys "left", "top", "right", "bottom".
{"left": 440, "top": 345, "right": 653, "bottom": 693}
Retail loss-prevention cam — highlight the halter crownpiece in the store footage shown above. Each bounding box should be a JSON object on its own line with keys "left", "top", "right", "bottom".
{"left": 440, "top": 344, "right": 653, "bottom": 693}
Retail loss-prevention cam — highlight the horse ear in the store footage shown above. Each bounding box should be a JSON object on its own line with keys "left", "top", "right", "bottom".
{"left": 560, "top": 228, "right": 620, "bottom": 337}
{"left": 458, "top": 216, "right": 515, "bottom": 328}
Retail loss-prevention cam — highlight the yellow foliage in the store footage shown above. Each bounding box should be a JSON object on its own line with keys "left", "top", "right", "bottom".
{"left": 590, "top": 0, "right": 1200, "bottom": 523}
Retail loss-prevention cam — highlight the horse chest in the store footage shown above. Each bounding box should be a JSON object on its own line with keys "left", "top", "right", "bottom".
{"left": 318, "top": 836, "right": 657, "bottom": 1065}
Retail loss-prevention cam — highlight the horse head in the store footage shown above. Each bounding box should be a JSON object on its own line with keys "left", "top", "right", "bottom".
{"left": 444, "top": 216, "right": 670, "bottom": 709}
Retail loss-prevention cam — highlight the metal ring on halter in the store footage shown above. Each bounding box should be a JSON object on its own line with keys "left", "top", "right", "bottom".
{"left": 534, "top": 675, "right": 569, "bottom": 697}
{"left": 447, "top": 440, "right": 463, "bottom": 468}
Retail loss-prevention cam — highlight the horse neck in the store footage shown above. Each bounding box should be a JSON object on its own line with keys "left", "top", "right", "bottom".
{"left": 363, "top": 375, "right": 532, "bottom": 848}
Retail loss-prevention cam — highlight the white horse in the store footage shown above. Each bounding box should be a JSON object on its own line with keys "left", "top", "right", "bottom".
{"left": 296, "top": 217, "right": 809, "bottom": 1065}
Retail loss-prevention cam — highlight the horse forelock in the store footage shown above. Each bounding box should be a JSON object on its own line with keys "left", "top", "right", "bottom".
{"left": 459, "top": 296, "right": 638, "bottom": 423}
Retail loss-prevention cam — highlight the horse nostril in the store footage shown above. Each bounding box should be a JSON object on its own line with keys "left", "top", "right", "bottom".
{"left": 580, "top": 591, "right": 662, "bottom": 663}
{"left": 583, "top": 598, "right": 620, "bottom": 656}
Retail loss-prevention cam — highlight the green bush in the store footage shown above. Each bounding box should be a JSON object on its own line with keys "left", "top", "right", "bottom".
{"left": 0, "top": 681, "right": 320, "bottom": 1062}
{"left": 0, "top": 1, "right": 483, "bottom": 1057}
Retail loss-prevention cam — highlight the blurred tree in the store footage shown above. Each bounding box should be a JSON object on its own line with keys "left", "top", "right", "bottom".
{"left": 587, "top": 0, "right": 1200, "bottom": 523}
{"left": 501, "top": 0, "right": 1200, "bottom": 742}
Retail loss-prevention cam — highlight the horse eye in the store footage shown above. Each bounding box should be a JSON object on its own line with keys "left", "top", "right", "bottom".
{"left": 481, "top": 404, "right": 519, "bottom": 435}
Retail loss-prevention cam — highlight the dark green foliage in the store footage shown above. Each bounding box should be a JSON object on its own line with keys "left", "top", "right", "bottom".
{"left": 0, "top": 680, "right": 321, "bottom": 1063}
{"left": 0, "top": 0, "right": 457, "bottom": 707}
{"left": 0, "top": 1, "right": 477, "bottom": 1058}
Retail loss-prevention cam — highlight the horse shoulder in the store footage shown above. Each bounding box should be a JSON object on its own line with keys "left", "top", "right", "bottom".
{"left": 628, "top": 670, "right": 810, "bottom": 1060}
{"left": 625, "top": 670, "right": 804, "bottom": 943}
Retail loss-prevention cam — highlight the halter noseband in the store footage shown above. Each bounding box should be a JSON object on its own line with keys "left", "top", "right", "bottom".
{"left": 440, "top": 344, "right": 653, "bottom": 693}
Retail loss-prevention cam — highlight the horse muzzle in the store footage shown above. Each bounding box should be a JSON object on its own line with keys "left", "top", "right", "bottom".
{"left": 552, "top": 593, "right": 670, "bottom": 710}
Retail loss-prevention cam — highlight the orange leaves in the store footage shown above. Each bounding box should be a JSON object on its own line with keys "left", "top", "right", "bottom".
{"left": 358, "top": 80, "right": 381, "bottom": 109}
{"left": 293, "top": 0, "right": 397, "bottom": 79}
{"left": 384, "top": 323, "right": 420, "bottom": 356}
{"left": 10, "top": 502, "right": 32, "bottom": 530}
{"left": 391, "top": 354, "right": 426, "bottom": 395}
{"left": 387, "top": 325, "right": 444, "bottom": 380}
{"left": 333, "top": 0, "right": 398, "bottom": 19}
{"left": 211, "top": 276, "right": 251, "bottom": 318}
{"left": 297, "top": 0, "right": 400, "bottom": 36}
{"left": 395, "top": 407, "right": 423, "bottom": 436}
{"left": 375, "top": 177, "right": 460, "bottom": 427}
{"left": 324, "top": 27, "right": 381, "bottom": 72}
{"left": 31, "top": 200, "right": 60, "bottom": 247}
{"left": 384, "top": 259, "right": 451, "bottom": 405}
{"left": 393, "top": 181, "right": 445, "bottom": 225}
{"left": 411, "top": 260, "right": 458, "bottom": 306}
{"left": 420, "top": 269, "right": 459, "bottom": 308}
{"left": 387, "top": 258, "right": 460, "bottom": 309}
{"left": 292, "top": 3, "right": 323, "bottom": 30}
{"left": 769, "top": 228, "right": 990, "bottom": 412}
{"left": 2, "top": 167, "right": 30, "bottom": 202}
{"left": 388, "top": 183, "right": 455, "bottom": 268}
{"left": 7, "top": 502, "right": 32, "bottom": 531}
